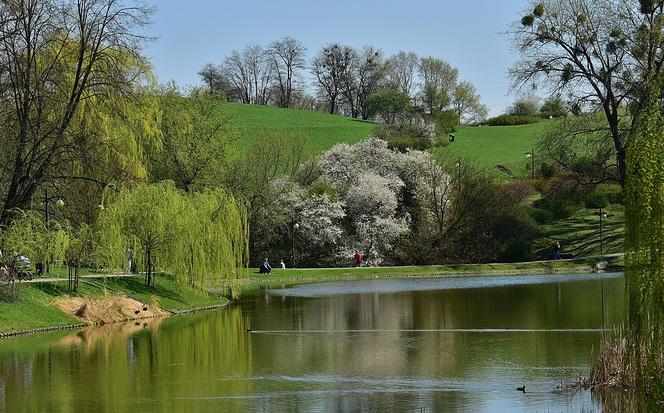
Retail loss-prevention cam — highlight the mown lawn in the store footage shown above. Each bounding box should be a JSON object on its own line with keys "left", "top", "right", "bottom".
{"left": 223, "top": 102, "right": 376, "bottom": 153}
{"left": 96, "top": 275, "right": 228, "bottom": 312}
{"left": 0, "top": 276, "right": 228, "bottom": 334}
{"left": 434, "top": 121, "right": 551, "bottom": 177}
{"left": 0, "top": 281, "right": 101, "bottom": 334}
{"left": 533, "top": 204, "right": 624, "bottom": 260}
{"left": 241, "top": 256, "right": 622, "bottom": 283}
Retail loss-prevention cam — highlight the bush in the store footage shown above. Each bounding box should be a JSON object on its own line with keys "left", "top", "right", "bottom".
{"left": 592, "top": 184, "right": 624, "bottom": 205}
{"left": 536, "top": 196, "right": 580, "bottom": 219}
{"left": 430, "top": 110, "right": 458, "bottom": 135}
{"left": 529, "top": 207, "right": 554, "bottom": 224}
{"left": 485, "top": 114, "right": 541, "bottom": 126}
{"left": 500, "top": 238, "right": 534, "bottom": 262}
{"left": 366, "top": 90, "right": 412, "bottom": 124}
{"left": 386, "top": 135, "right": 434, "bottom": 152}
{"left": 584, "top": 191, "right": 609, "bottom": 209}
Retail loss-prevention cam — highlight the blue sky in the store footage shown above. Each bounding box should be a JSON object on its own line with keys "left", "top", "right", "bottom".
{"left": 143, "top": 0, "right": 528, "bottom": 116}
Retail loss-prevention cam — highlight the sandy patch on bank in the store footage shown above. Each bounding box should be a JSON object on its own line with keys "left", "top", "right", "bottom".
{"left": 55, "top": 294, "right": 169, "bottom": 325}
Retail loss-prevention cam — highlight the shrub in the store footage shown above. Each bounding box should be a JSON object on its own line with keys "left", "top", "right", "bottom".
{"left": 501, "top": 238, "right": 534, "bottom": 262}
{"left": 584, "top": 191, "right": 609, "bottom": 209}
{"left": 430, "top": 110, "right": 459, "bottom": 135}
{"left": 536, "top": 196, "right": 580, "bottom": 219}
{"left": 366, "top": 90, "right": 412, "bottom": 124}
{"left": 386, "top": 135, "right": 434, "bottom": 152}
{"left": 529, "top": 207, "right": 554, "bottom": 224}
{"left": 485, "top": 114, "right": 541, "bottom": 126}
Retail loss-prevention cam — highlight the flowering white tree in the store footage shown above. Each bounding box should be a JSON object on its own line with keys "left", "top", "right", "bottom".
{"left": 318, "top": 138, "right": 440, "bottom": 256}
{"left": 252, "top": 178, "right": 345, "bottom": 266}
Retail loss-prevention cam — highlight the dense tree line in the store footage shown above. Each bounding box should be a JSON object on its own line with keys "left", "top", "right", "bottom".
{"left": 199, "top": 39, "right": 488, "bottom": 123}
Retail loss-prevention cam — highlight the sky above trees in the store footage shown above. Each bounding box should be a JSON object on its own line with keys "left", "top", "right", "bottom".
{"left": 143, "top": 0, "right": 526, "bottom": 116}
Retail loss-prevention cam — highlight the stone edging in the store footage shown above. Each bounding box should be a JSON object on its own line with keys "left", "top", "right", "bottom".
{"left": 0, "top": 322, "right": 87, "bottom": 339}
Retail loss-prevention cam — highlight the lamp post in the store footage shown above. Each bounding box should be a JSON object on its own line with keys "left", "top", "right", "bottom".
{"left": 524, "top": 150, "right": 535, "bottom": 179}
{"left": 455, "top": 160, "right": 461, "bottom": 194}
{"left": 599, "top": 208, "right": 608, "bottom": 258}
{"left": 291, "top": 217, "right": 299, "bottom": 268}
{"left": 43, "top": 189, "right": 64, "bottom": 274}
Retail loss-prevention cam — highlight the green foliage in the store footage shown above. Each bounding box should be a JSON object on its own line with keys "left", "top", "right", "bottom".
{"left": 485, "top": 114, "right": 541, "bottom": 126}
{"left": 533, "top": 4, "right": 545, "bottom": 17}
{"left": 508, "top": 97, "right": 541, "bottom": 116}
{"left": 385, "top": 135, "right": 435, "bottom": 152}
{"left": 431, "top": 110, "right": 459, "bottom": 135}
{"left": 97, "top": 182, "right": 247, "bottom": 289}
{"left": 366, "top": 90, "right": 412, "bottom": 124}
{"left": 149, "top": 87, "right": 237, "bottom": 192}
{"left": 521, "top": 15, "right": 535, "bottom": 27}
{"left": 540, "top": 95, "right": 568, "bottom": 117}
{"left": 624, "top": 77, "right": 664, "bottom": 389}
{"left": 0, "top": 210, "right": 69, "bottom": 266}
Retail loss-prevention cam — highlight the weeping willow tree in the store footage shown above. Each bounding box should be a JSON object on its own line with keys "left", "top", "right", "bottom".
{"left": 97, "top": 182, "right": 247, "bottom": 289}
{"left": 624, "top": 74, "right": 664, "bottom": 393}
{"left": 0, "top": 210, "right": 70, "bottom": 268}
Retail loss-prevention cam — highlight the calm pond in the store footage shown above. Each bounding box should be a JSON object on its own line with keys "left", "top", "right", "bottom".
{"left": 0, "top": 273, "right": 626, "bottom": 412}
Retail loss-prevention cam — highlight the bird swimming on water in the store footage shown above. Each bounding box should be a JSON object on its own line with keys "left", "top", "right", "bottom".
{"left": 516, "top": 385, "right": 527, "bottom": 392}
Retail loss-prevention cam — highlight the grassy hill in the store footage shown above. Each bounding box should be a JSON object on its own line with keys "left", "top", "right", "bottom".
{"left": 222, "top": 102, "right": 376, "bottom": 153}
{"left": 533, "top": 205, "right": 624, "bottom": 260}
{"left": 434, "top": 120, "right": 552, "bottom": 178}
{"left": 222, "top": 102, "right": 555, "bottom": 176}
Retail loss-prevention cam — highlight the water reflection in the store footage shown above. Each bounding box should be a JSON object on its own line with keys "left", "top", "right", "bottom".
{"left": 0, "top": 274, "right": 631, "bottom": 412}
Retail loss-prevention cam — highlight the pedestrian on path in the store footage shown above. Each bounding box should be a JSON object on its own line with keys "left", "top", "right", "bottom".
{"left": 554, "top": 241, "right": 561, "bottom": 260}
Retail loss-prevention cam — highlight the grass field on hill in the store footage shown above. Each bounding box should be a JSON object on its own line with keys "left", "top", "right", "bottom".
{"left": 434, "top": 120, "right": 552, "bottom": 177}
{"left": 223, "top": 102, "right": 376, "bottom": 153}
{"left": 533, "top": 204, "right": 624, "bottom": 260}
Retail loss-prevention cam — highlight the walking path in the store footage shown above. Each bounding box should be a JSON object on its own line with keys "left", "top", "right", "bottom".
{"left": 24, "top": 273, "right": 141, "bottom": 283}
{"left": 23, "top": 253, "right": 625, "bottom": 284}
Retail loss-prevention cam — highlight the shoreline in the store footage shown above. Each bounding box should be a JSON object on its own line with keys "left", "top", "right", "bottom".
{"left": 0, "top": 257, "right": 623, "bottom": 339}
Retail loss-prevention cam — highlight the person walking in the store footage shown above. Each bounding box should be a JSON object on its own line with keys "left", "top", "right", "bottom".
{"left": 554, "top": 241, "right": 561, "bottom": 260}
{"left": 280, "top": 260, "right": 286, "bottom": 269}
{"left": 353, "top": 250, "right": 363, "bottom": 267}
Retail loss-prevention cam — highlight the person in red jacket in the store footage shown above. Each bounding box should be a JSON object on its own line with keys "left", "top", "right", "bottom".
{"left": 353, "top": 250, "right": 363, "bottom": 267}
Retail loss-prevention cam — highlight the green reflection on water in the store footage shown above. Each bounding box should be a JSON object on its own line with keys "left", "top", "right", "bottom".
{"left": 0, "top": 274, "right": 630, "bottom": 412}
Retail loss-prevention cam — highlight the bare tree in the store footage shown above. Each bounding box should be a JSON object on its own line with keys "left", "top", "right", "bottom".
{"left": 267, "top": 36, "right": 307, "bottom": 108}
{"left": 386, "top": 51, "right": 419, "bottom": 97}
{"left": 311, "top": 43, "right": 354, "bottom": 114}
{"left": 223, "top": 50, "right": 252, "bottom": 103}
{"left": 339, "top": 46, "right": 388, "bottom": 119}
{"left": 510, "top": 0, "right": 664, "bottom": 187}
{"left": 245, "top": 45, "right": 272, "bottom": 105}
{"left": 198, "top": 63, "right": 232, "bottom": 97}
{"left": 222, "top": 45, "right": 272, "bottom": 105}
{"left": 0, "top": 0, "right": 153, "bottom": 225}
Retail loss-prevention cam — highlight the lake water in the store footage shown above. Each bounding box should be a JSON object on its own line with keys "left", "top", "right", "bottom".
{"left": 0, "top": 273, "right": 626, "bottom": 412}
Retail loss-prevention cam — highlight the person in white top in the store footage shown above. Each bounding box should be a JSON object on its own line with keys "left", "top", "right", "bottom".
{"left": 280, "top": 260, "right": 286, "bottom": 269}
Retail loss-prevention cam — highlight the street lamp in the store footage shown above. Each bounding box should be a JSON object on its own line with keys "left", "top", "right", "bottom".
{"left": 292, "top": 221, "right": 299, "bottom": 268}
{"left": 599, "top": 208, "right": 608, "bottom": 257}
{"left": 455, "top": 161, "right": 461, "bottom": 194}
{"left": 43, "top": 189, "right": 64, "bottom": 275}
{"left": 524, "top": 150, "right": 535, "bottom": 179}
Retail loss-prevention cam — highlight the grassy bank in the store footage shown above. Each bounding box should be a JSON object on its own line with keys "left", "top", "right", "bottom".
{"left": 224, "top": 102, "right": 376, "bottom": 153}
{"left": 240, "top": 256, "right": 623, "bottom": 283}
{"left": 0, "top": 275, "right": 228, "bottom": 335}
{"left": 434, "top": 121, "right": 550, "bottom": 176}
{"left": 533, "top": 205, "right": 624, "bottom": 260}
